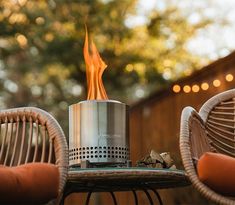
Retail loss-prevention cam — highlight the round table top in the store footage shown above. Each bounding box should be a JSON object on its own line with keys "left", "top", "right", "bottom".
{"left": 66, "top": 167, "right": 191, "bottom": 192}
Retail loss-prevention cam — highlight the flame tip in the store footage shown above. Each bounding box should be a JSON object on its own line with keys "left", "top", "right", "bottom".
{"left": 83, "top": 27, "right": 108, "bottom": 100}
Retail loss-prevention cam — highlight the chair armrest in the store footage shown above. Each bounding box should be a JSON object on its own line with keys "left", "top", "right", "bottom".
{"left": 180, "top": 106, "right": 212, "bottom": 167}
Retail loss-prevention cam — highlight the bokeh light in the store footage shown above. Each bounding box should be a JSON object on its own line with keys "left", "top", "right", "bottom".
{"left": 35, "top": 17, "right": 45, "bottom": 25}
{"left": 201, "top": 82, "right": 209, "bottom": 90}
{"left": 45, "top": 33, "right": 54, "bottom": 42}
{"left": 16, "top": 34, "right": 27, "bottom": 47}
{"left": 183, "top": 85, "right": 191, "bottom": 93}
{"left": 125, "top": 64, "right": 134, "bottom": 72}
{"left": 172, "top": 84, "right": 181, "bottom": 93}
{"left": 192, "top": 84, "right": 200, "bottom": 92}
{"left": 225, "top": 74, "right": 233, "bottom": 82}
{"left": 213, "top": 79, "right": 221, "bottom": 87}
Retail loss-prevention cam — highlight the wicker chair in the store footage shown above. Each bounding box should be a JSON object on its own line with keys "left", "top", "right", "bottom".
{"left": 180, "top": 89, "right": 235, "bottom": 205}
{"left": 0, "top": 107, "right": 68, "bottom": 205}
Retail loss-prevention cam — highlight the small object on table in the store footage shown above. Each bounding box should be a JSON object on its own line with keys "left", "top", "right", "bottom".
{"left": 136, "top": 150, "right": 177, "bottom": 169}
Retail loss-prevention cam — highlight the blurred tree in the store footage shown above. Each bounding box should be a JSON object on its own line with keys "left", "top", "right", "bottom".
{"left": 0, "top": 0, "right": 210, "bottom": 132}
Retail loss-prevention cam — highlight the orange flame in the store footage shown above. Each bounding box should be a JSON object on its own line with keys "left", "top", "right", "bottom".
{"left": 83, "top": 27, "right": 108, "bottom": 100}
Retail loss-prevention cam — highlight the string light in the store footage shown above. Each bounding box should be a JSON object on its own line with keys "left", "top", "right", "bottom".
{"left": 172, "top": 85, "right": 181, "bottom": 93}
{"left": 183, "top": 85, "right": 191, "bottom": 93}
{"left": 225, "top": 74, "right": 233, "bottom": 82}
{"left": 171, "top": 72, "right": 234, "bottom": 94}
{"left": 201, "top": 83, "right": 209, "bottom": 90}
{"left": 213, "top": 79, "right": 221, "bottom": 87}
{"left": 192, "top": 84, "right": 200, "bottom": 93}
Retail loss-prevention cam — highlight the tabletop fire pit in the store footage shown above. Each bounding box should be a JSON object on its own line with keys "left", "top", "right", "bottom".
{"left": 69, "top": 28, "right": 130, "bottom": 168}
{"left": 69, "top": 100, "right": 129, "bottom": 167}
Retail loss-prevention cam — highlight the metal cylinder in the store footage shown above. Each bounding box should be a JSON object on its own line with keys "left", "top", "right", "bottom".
{"left": 69, "top": 100, "right": 129, "bottom": 167}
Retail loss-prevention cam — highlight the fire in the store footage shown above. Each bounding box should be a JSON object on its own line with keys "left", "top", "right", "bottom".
{"left": 83, "top": 27, "right": 108, "bottom": 100}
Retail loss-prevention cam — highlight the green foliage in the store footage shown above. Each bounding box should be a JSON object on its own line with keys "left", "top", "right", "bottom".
{"left": 0, "top": 0, "right": 209, "bottom": 131}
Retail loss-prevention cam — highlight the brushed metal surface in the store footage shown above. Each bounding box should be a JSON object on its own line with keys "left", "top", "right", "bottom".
{"left": 69, "top": 100, "right": 129, "bottom": 166}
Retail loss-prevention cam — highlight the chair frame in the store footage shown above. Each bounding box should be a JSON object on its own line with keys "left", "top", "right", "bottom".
{"left": 180, "top": 89, "right": 235, "bottom": 205}
{"left": 0, "top": 107, "right": 68, "bottom": 205}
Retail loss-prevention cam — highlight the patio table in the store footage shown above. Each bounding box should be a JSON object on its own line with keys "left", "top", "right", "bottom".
{"left": 61, "top": 167, "right": 190, "bottom": 205}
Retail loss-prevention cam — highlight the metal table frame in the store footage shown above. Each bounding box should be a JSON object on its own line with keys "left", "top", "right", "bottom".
{"left": 61, "top": 168, "right": 190, "bottom": 205}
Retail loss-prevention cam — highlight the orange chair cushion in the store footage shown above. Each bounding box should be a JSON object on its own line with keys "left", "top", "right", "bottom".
{"left": 197, "top": 152, "right": 235, "bottom": 196}
{"left": 0, "top": 163, "right": 59, "bottom": 204}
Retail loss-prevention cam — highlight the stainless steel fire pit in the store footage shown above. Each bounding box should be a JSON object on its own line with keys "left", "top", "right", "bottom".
{"left": 69, "top": 100, "right": 129, "bottom": 167}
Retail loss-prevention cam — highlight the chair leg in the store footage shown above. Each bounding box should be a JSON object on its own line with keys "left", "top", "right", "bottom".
{"left": 143, "top": 189, "right": 154, "bottom": 205}
{"left": 59, "top": 189, "right": 73, "bottom": 205}
{"left": 132, "top": 190, "right": 138, "bottom": 205}
{"left": 109, "top": 192, "right": 118, "bottom": 205}
{"left": 85, "top": 191, "right": 93, "bottom": 205}
{"left": 150, "top": 189, "right": 163, "bottom": 205}
{"left": 59, "top": 195, "right": 65, "bottom": 205}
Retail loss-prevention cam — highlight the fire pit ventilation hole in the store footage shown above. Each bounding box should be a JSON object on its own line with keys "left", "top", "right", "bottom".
{"left": 69, "top": 146, "right": 129, "bottom": 161}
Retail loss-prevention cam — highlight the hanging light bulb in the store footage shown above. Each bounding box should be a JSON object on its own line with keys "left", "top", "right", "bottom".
{"left": 183, "top": 85, "right": 191, "bottom": 93}
{"left": 192, "top": 84, "right": 200, "bottom": 93}
{"left": 225, "top": 74, "right": 233, "bottom": 82}
{"left": 201, "top": 83, "right": 209, "bottom": 90}
{"left": 213, "top": 79, "right": 221, "bottom": 87}
{"left": 172, "top": 85, "right": 181, "bottom": 93}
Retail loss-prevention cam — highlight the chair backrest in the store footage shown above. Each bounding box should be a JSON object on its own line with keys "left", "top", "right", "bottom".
{"left": 0, "top": 107, "right": 68, "bottom": 200}
{"left": 0, "top": 107, "right": 68, "bottom": 166}
{"left": 199, "top": 89, "right": 235, "bottom": 157}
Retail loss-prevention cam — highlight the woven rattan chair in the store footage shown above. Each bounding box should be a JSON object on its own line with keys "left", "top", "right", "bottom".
{"left": 180, "top": 89, "right": 235, "bottom": 205}
{"left": 0, "top": 107, "right": 68, "bottom": 205}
